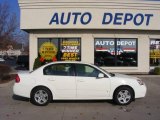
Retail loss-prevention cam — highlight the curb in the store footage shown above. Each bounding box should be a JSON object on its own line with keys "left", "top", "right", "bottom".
{"left": 131, "top": 75, "right": 160, "bottom": 78}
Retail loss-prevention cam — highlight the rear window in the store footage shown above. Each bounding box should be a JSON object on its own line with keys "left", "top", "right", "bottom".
{"left": 43, "top": 63, "right": 74, "bottom": 76}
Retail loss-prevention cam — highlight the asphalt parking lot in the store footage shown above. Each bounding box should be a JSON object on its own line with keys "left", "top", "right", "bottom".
{"left": 0, "top": 76, "right": 160, "bottom": 120}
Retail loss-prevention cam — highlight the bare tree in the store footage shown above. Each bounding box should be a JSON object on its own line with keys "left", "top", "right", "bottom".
{"left": 0, "top": 2, "right": 28, "bottom": 50}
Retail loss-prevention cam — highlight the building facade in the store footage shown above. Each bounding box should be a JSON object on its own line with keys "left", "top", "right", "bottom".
{"left": 18, "top": 0, "right": 160, "bottom": 73}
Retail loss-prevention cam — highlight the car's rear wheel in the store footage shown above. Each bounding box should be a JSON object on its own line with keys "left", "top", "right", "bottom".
{"left": 31, "top": 87, "right": 52, "bottom": 106}
{"left": 113, "top": 86, "right": 134, "bottom": 105}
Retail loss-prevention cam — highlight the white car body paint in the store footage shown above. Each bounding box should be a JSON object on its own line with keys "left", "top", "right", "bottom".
{"left": 13, "top": 61, "right": 147, "bottom": 101}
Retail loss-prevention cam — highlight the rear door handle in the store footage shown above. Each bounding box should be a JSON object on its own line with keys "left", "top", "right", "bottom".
{"left": 77, "top": 80, "right": 85, "bottom": 82}
{"left": 48, "top": 78, "right": 56, "bottom": 81}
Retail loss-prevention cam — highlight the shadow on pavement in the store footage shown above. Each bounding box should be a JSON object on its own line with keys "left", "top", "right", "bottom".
{"left": 12, "top": 95, "right": 30, "bottom": 102}
{"left": 51, "top": 100, "right": 115, "bottom": 105}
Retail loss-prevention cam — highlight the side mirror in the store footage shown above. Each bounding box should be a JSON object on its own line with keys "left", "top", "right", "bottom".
{"left": 98, "top": 73, "right": 104, "bottom": 78}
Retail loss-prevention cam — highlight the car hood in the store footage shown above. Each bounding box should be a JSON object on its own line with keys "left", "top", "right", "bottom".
{"left": 113, "top": 73, "right": 138, "bottom": 80}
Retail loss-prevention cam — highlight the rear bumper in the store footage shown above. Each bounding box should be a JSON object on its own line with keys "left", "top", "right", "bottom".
{"left": 13, "top": 83, "right": 32, "bottom": 98}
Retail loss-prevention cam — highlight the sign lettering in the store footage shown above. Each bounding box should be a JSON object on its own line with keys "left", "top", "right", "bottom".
{"left": 49, "top": 12, "right": 154, "bottom": 26}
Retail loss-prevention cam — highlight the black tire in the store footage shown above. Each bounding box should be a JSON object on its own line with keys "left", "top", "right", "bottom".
{"left": 31, "top": 87, "right": 52, "bottom": 106}
{"left": 113, "top": 86, "right": 134, "bottom": 105}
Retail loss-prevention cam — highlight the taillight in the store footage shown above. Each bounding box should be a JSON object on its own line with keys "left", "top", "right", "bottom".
{"left": 15, "top": 74, "right": 20, "bottom": 83}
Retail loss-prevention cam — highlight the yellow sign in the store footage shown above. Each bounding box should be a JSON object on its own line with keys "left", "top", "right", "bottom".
{"left": 150, "top": 50, "right": 160, "bottom": 59}
{"left": 39, "top": 42, "right": 57, "bottom": 60}
{"left": 61, "top": 40, "right": 80, "bottom": 61}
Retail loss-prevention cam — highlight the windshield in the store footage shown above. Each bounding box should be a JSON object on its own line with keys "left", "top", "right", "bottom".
{"left": 109, "top": 72, "right": 115, "bottom": 77}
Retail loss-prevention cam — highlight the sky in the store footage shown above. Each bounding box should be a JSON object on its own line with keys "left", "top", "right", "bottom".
{"left": 0, "top": 0, "right": 160, "bottom": 20}
{"left": 0, "top": 0, "right": 160, "bottom": 26}
{"left": 0, "top": 0, "right": 160, "bottom": 15}
{"left": 0, "top": 0, "right": 20, "bottom": 19}
{"left": 0, "top": 0, "right": 30, "bottom": 45}
{"left": 0, "top": 0, "right": 19, "bottom": 11}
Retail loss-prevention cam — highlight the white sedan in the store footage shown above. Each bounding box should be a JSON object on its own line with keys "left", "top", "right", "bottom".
{"left": 13, "top": 61, "right": 146, "bottom": 106}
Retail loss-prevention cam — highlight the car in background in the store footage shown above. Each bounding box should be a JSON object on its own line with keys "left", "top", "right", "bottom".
{"left": 0, "top": 57, "right": 5, "bottom": 63}
{"left": 13, "top": 61, "right": 146, "bottom": 106}
{"left": 16, "top": 55, "right": 29, "bottom": 70}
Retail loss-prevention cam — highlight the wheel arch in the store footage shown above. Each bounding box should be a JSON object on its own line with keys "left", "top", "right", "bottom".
{"left": 113, "top": 85, "right": 135, "bottom": 101}
{"left": 30, "top": 85, "right": 53, "bottom": 100}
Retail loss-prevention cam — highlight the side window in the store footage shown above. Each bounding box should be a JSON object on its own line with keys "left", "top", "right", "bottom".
{"left": 43, "top": 64, "right": 74, "bottom": 76}
{"left": 76, "top": 64, "right": 100, "bottom": 77}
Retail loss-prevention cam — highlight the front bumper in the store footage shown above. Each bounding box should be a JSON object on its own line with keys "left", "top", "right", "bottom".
{"left": 134, "top": 83, "right": 147, "bottom": 98}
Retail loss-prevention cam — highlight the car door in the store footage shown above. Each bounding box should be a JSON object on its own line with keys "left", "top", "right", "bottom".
{"left": 43, "top": 63, "right": 76, "bottom": 99}
{"left": 75, "top": 64, "right": 110, "bottom": 99}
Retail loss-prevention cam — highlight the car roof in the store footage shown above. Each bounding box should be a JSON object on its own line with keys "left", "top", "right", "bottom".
{"left": 33, "top": 61, "right": 95, "bottom": 72}
{"left": 45, "top": 61, "right": 92, "bottom": 66}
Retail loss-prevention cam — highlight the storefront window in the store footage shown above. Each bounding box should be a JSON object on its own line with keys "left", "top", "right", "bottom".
{"left": 150, "top": 39, "right": 160, "bottom": 66}
{"left": 94, "top": 38, "right": 137, "bottom": 67}
{"left": 38, "top": 38, "right": 81, "bottom": 63}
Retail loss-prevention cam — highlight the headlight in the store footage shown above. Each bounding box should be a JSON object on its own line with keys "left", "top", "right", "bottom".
{"left": 137, "top": 78, "right": 144, "bottom": 85}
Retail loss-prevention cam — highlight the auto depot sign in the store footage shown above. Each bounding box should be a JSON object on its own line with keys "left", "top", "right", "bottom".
{"left": 49, "top": 12, "right": 153, "bottom": 26}
{"left": 21, "top": 9, "right": 160, "bottom": 30}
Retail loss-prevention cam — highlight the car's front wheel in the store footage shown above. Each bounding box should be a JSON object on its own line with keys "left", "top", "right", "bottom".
{"left": 113, "top": 86, "right": 134, "bottom": 105}
{"left": 31, "top": 87, "right": 52, "bottom": 106}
